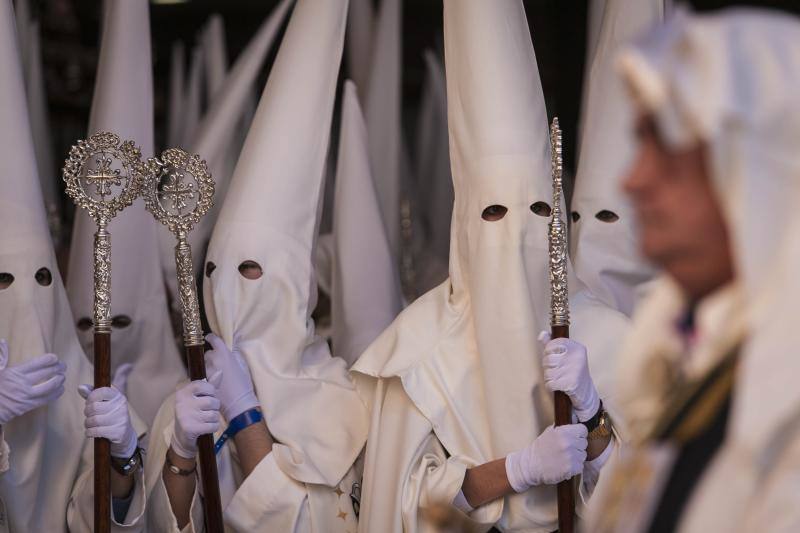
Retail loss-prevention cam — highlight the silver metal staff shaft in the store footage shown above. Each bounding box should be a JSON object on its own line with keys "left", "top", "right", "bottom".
{"left": 547, "top": 118, "right": 575, "bottom": 533}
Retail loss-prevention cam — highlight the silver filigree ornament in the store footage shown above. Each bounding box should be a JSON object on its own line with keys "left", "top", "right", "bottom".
{"left": 62, "top": 132, "right": 147, "bottom": 331}
{"left": 142, "top": 148, "right": 214, "bottom": 347}
{"left": 548, "top": 118, "right": 570, "bottom": 328}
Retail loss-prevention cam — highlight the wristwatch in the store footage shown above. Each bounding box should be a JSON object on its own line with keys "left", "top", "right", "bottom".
{"left": 588, "top": 409, "right": 613, "bottom": 441}
{"left": 166, "top": 452, "right": 197, "bottom": 477}
{"left": 111, "top": 447, "right": 143, "bottom": 477}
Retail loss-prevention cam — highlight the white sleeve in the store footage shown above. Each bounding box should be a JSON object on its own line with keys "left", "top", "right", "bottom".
{"left": 224, "top": 452, "right": 310, "bottom": 532}
{"left": 146, "top": 472, "right": 205, "bottom": 533}
{"left": 403, "top": 432, "right": 503, "bottom": 531}
{"left": 67, "top": 440, "right": 147, "bottom": 532}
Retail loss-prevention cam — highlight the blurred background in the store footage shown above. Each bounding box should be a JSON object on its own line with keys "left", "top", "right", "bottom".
{"left": 19, "top": 0, "right": 800, "bottom": 268}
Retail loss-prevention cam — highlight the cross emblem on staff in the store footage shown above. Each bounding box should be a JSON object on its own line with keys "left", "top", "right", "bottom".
{"left": 85, "top": 153, "right": 122, "bottom": 197}
{"left": 160, "top": 170, "right": 196, "bottom": 212}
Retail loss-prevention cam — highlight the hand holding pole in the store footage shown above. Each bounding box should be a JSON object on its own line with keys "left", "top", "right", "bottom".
{"left": 62, "top": 132, "right": 146, "bottom": 533}
{"left": 548, "top": 118, "right": 575, "bottom": 533}
{"left": 142, "top": 147, "right": 223, "bottom": 533}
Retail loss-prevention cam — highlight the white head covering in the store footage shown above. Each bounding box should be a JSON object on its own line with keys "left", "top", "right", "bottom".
{"left": 346, "top": 0, "right": 374, "bottom": 98}
{"left": 66, "top": 0, "right": 185, "bottom": 426}
{"left": 181, "top": 44, "right": 203, "bottom": 147}
{"left": 161, "top": 0, "right": 292, "bottom": 309}
{"left": 357, "top": 0, "right": 554, "bottom": 465}
{"left": 617, "top": 7, "right": 800, "bottom": 452}
{"left": 331, "top": 81, "right": 403, "bottom": 368}
{"left": 202, "top": 14, "right": 227, "bottom": 101}
{"left": 364, "top": 0, "right": 402, "bottom": 259}
{"left": 24, "top": 20, "right": 58, "bottom": 225}
{"left": 413, "top": 50, "right": 452, "bottom": 290}
{"left": 166, "top": 40, "right": 186, "bottom": 148}
{"left": 570, "top": 0, "right": 663, "bottom": 317}
{"left": 204, "top": 0, "right": 367, "bottom": 487}
{"left": 0, "top": 1, "right": 91, "bottom": 528}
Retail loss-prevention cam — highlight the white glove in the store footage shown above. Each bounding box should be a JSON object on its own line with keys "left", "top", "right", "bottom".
{"left": 78, "top": 385, "right": 138, "bottom": 458}
{"left": 205, "top": 334, "right": 259, "bottom": 422}
{"left": 505, "top": 424, "right": 588, "bottom": 491}
{"left": 171, "top": 372, "right": 223, "bottom": 459}
{"left": 540, "top": 332, "right": 601, "bottom": 422}
{"left": 0, "top": 339, "right": 66, "bottom": 425}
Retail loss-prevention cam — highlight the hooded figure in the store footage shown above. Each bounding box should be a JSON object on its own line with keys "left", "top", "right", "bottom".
{"left": 144, "top": 1, "right": 368, "bottom": 531}
{"left": 331, "top": 81, "right": 404, "bottom": 369}
{"left": 181, "top": 45, "right": 203, "bottom": 148}
{"left": 586, "top": 9, "right": 800, "bottom": 532}
{"left": 161, "top": 0, "right": 293, "bottom": 314}
{"left": 0, "top": 1, "right": 145, "bottom": 529}
{"left": 353, "top": 2, "right": 622, "bottom": 530}
{"left": 66, "top": 0, "right": 186, "bottom": 427}
{"left": 570, "top": 0, "right": 663, "bottom": 318}
{"left": 167, "top": 41, "right": 186, "bottom": 149}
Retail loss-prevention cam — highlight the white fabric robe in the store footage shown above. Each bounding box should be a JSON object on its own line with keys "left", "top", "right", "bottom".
{"left": 144, "top": 392, "right": 361, "bottom": 533}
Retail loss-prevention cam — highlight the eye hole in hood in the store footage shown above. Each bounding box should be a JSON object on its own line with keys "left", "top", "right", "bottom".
{"left": 530, "top": 201, "right": 552, "bottom": 217}
{"left": 35, "top": 267, "right": 52, "bottom": 287}
{"left": 571, "top": 211, "right": 581, "bottom": 223}
{"left": 595, "top": 209, "right": 619, "bottom": 223}
{"left": 481, "top": 205, "right": 508, "bottom": 221}
{"left": 77, "top": 317, "right": 93, "bottom": 331}
{"left": 112, "top": 315, "right": 132, "bottom": 328}
{"left": 238, "top": 260, "right": 263, "bottom": 280}
{"left": 205, "top": 261, "right": 217, "bottom": 278}
{"left": 0, "top": 273, "right": 13, "bottom": 290}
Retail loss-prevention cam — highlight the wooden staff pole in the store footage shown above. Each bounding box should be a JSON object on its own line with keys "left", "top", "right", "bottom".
{"left": 548, "top": 118, "right": 575, "bottom": 533}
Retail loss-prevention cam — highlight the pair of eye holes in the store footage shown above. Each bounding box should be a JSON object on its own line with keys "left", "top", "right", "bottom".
{"left": 0, "top": 267, "right": 52, "bottom": 290}
{"left": 76, "top": 315, "right": 132, "bottom": 331}
{"left": 205, "top": 260, "right": 264, "bottom": 280}
{"left": 571, "top": 210, "right": 620, "bottom": 223}
{"left": 481, "top": 202, "right": 553, "bottom": 221}
{"left": 479, "top": 204, "right": 619, "bottom": 224}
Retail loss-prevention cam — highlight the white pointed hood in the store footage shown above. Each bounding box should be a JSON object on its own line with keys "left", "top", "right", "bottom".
{"left": 571, "top": 0, "right": 664, "bottom": 317}
{"left": 346, "top": 0, "right": 374, "bottom": 100}
{"left": 24, "top": 20, "right": 58, "bottom": 224}
{"left": 204, "top": 0, "right": 366, "bottom": 487}
{"left": 356, "top": 0, "right": 554, "bottom": 467}
{"left": 162, "top": 0, "right": 292, "bottom": 309}
{"left": 166, "top": 40, "right": 185, "bottom": 148}
{"left": 616, "top": 7, "right": 800, "bottom": 453}
{"left": 0, "top": 1, "right": 91, "bottom": 528}
{"left": 331, "top": 81, "right": 403, "bottom": 368}
{"left": 181, "top": 44, "right": 203, "bottom": 147}
{"left": 364, "top": 0, "right": 402, "bottom": 259}
{"left": 66, "top": 0, "right": 185, "bottom": 426}
{"left": 202, "top": 14, "right": 227, "bottom": 101}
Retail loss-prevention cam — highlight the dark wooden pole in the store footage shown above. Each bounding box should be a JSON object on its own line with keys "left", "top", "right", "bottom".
{"left": 552, "top": 324, "right": 574, "bottom": 533}
{"left": 94, "top": 331, "right": 111, "bottom": 533}
{"left": 185, "top": 344, "right": 224, "bottom": 533}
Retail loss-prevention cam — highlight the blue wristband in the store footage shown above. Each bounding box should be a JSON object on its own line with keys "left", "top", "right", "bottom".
{"left": 214, "top": 408, "right": 263, "bottom": 455}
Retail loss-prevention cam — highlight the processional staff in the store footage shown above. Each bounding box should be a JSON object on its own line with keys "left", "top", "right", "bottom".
{"left": 142, "top": 147, "right": 224, "bottom": 533}
{"left": 62, "top": 132, "right": 146, "bottom": 533}
{"left": 548, "top": 118, "right": 575, "bottom": 533}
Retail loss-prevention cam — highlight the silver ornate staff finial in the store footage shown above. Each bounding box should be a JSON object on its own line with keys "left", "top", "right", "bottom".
{"left": 548, "top": 117, "right": 569, "bottom": 328}
{"left": 62, "top": 131, "right": 146, "bottom": 332}
{"left": 142, "top": 148, "right": 214, "bottom": 347}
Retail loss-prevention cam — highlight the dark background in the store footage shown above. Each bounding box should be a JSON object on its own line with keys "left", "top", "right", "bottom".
{"left": 24, "top": 0, "right": 800, "bottom": 202}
